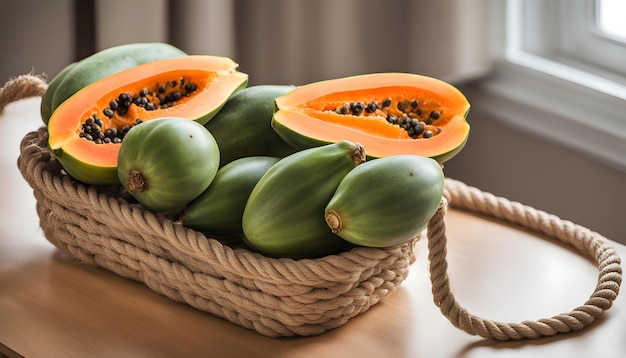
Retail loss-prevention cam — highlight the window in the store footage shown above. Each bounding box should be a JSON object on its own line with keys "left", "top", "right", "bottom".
{"left": 475, "top": 0, "right": 626, "bottom": 172}
{"left": 596, "top": 0, "right": 626, "bottom": 41}
{"left": 506, "top": 0, "right": 626, "bottom": 97}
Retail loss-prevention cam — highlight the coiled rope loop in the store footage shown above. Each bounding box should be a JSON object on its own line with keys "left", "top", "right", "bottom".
{"left": 429, "top": 179, "right": 622, "bottom": 340}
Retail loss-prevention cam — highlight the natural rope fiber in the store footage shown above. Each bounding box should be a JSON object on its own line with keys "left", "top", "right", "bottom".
{"left": 431, "top": 182, "right": 622, "bottom": 340}
{"left": 0, "top": 73, "right": 47, "bottom": 113}
{"left": 4, "top": 75, "right": 622, "bottom": 339}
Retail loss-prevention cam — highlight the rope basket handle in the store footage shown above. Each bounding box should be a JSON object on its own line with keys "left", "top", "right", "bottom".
{"left": 431, "top": 178, "right": 622, "bottom": 340}
{"left": 1, "top": 74, "right": 622, "bottom": 340}
{"left": 0, "top": 73, "right": 47, "bottom": 114}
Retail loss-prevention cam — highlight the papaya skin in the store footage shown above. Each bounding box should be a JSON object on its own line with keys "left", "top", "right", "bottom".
{"left": 50, "top": 145, "right": 120, "bottom": 186}
{"left": 117, "top": 117, "right": 220, "bottom": 213}
{"left": 204, "top": 85, "right": 298, "bottom": 166}
{"left": 40, "top": 62, "right": 77, "bottom": 124}
{"left": 181, "top": 156, "right": 281, "bottom": 234}
{"left": 242, "top": 140, "right": 365, "bottom": 259}
{"left": 325, "top": 155, "right": 444, "bottom": 248}
{"left": 41, "top": 42, "right": 187, "bottom": 124}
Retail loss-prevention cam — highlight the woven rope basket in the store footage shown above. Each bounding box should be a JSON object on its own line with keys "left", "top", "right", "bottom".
{"left": 18, "top": 127, "right": 418, "bottom": 337}
{"left": 7, "top": 74, "right": 623, "bottom": 340}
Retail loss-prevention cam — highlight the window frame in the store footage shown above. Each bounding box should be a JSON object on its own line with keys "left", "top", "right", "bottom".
{"left": 558, "top": 0, "right": 626, "bottom": 85}
{"left": 471, "top": 0, "right": 626, "bottom": 173}
{"left": 593, "top": 0, "right": 626, "bottom": 44}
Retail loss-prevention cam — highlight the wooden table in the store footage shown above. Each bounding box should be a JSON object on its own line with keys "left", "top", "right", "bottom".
{"left": 1, "top": 98, "right": 625, "bottom": 358}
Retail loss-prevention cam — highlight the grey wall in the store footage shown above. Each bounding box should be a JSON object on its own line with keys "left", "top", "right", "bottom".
{"left": 0, "top": 0, "right": 75, "bottom": 85}
{"left": 445, "top": 84, "right": 626, "bottom": 243}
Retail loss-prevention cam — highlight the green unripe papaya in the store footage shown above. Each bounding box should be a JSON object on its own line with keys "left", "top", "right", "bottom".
{"left": 181, "top": 156, "right": 281, "bottom": 234}
{"left": 204, "top": 85, "right": 298, "bottom": 166}
{"left": 117, "top": 117, "right": 220, "bottom": 213}
{"left": 324, "top": 155, "right": 444, "bottom": 247}
{"left": 41, "top": 42, "right": 187, "bottom": 124}
{"left": 242, "top": 140, "right": 366, "bottom": 259}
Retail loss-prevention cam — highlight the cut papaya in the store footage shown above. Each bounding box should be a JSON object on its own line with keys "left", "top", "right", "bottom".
{"left": 47, "top": 55, "right": 248, "bottom": 186}
{"left": 41, "top": 42, "right": 187, "bottom": 124}
{"left": 271, "top": 73, "right": 470, "bottom": 163}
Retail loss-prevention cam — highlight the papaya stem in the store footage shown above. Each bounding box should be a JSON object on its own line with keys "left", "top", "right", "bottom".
{"left": 352, "top": 142, "right": 366, "bottom": 165}
{"left": 325, "top": 210, "right": 343, "bottom": 233}
{"left": 128, "top": 169, "right": 146, "bottom": 192}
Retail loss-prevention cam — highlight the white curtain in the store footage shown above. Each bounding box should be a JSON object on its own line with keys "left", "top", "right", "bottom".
{"left": 97, "top": 0, "right": 491, "bottom": 85}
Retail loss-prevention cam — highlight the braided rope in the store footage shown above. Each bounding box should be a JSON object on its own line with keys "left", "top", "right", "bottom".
{"left": 4, "top": 74, "right": 622, "bottom": 338}
{"left": 428, "top": 179, "right": 622, "bottom": 340}
{"left": 0, "top": 73, "right": 47, "bottom": 113}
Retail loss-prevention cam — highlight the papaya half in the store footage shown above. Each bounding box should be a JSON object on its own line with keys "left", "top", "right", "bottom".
{"left": 47, "top": 55, "right": 248, "bottom": 186}
{"left": 41, "top": 42, "right": 187, "bottom": 124}
{"left": 271, "top": 73, "right": 470, "bottom": 163}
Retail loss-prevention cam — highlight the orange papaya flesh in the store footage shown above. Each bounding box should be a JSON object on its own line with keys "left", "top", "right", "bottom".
{"left": 48, "top": 55, "right": 248, "bottom": 185}
{"left": 272, "top": 73, "right": 470, "bottom": 163}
